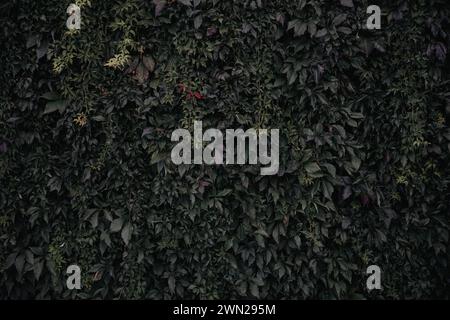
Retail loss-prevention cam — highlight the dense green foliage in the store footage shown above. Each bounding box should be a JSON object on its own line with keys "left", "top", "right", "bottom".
{"left": 0, "top": 0, "right": 449, "bottom": 299}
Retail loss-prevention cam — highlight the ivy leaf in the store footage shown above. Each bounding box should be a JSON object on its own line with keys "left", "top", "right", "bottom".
{"left": 287, "top": 71, "right": 297, "bottom": 85}
{"left": 4, "top": 252, "right": 17, "bottom": 269}
{"left": 142, "top": 127, "right": 152, "bottom": 137}
{"left": 360, "top": 39, "right": 374, "bottom": 56}
{"left": 121, "top": 222, "right": 132, "bottom": 245}
{"left": 305, "top": 162, "right": 321, "bottom": 174}
{"left": 168, "top": 275, "right": 176, "bottom": 293}
{"left": 14, "top": 254, "right": 25, "bottom": 275}
{"left": 342, "top": 216, "right": 351, "bottom": 229}
{"left": 287, "top": 19, "right": 299, "bottom": 31}
{"left": 133, "top": 63, "right": 149, "bottom": 84}
{"left": 338, "top": 26, "right": 352, "bottom": 34}
{"left": 110, "top": 218, "right": 123, "bottom": 233}
{"left": 125, "top": 57, "right": 139, "bottom": 74}
{"left": 194, "top": 15, "right": 203, "bottom": 29}
{"left": 150, "top": 152, "right": 167, "bottom": 164}
{"left": 41, "top": 92, "right": 61, "bottom": 100}
{"left": 36, "top": 40, "right": 49, "bottom": 60}
{"left": 255, "top": 228, "right": 270, "bottom": 238}
{"left": 217, "top": 189, "right": 232, "bottom": 197}
{"left": 315, "top": 28, "right": 327, "bottom": 38}
{"left": 0, "top": 142, "right": 7, "bottom": 153}
{"left": 26, "top": 34, "right": 39, "bottom": 48}
{"left": 153, "top": 0, "right": 166, "bottom": 17}
{"left": 323, "top": 163, "right": 336, "bottom": 178}
{"left": 308, "top": 22, "right": 317, "bottom": 36}
{"left": 340, "top": 0, "right": 354, "bottom": 8}
{"left": 142, "top": 56, "right": 156, "bottom": 72}
{"left": 351, "top": 157, "right": 361, "bottom": 171}
{"left": 342, "top": 186, "right": 352, "bottom": 200}
{"left": 250, "top": 283, "right": 260, "bottom": 298}
{"left": 92, "top": 115, "right": 105, "bottom": 122}
{"left": 178, "top": 0, "right": 192, "bottom": 6}
{"left": 333, "top": 14, "right": 347, "bottom": 26}
{"left": 43, "top": 100, "right": 68, "bottom": 114}
{"left": 34, "top": 259, "right": 44, "bottom": 280}
{"left": 207, "top": 26, "right": 217, "bottom": 37}
{"left": 374, "top": 42, "right": 386, "bottom": 53}
{"left": 377, "top": 229, "right": 387, "bottom": 242}
{"left": 295, "top": 23, "right": 307, "bottom": 36}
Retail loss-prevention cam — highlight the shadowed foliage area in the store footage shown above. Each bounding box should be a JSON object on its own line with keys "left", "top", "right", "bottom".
{"left": 0, "top": 0, "right": 449, "bottom": 299}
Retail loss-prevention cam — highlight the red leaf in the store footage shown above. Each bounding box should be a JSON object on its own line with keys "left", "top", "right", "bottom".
{"left": 193, "top": 91, "right": 204, "bottom": 100}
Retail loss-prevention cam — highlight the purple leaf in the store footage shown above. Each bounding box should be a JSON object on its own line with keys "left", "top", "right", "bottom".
{"left": 427, "top": 42, "right": 447, "bottom": 63}
{"left": 207, "top": 26, "right": 217, "bottom": 37}
{"left": 436, "top": 42, "right": 447, "bottom": 62}
{"left": 153, "top": 0, "right": 166, "bottom": 17}
{"left": 142, "top": 128, "right": 152, "bottom": 137}
{"left": 342, "top": 186, "right": 352, "bottom": 200}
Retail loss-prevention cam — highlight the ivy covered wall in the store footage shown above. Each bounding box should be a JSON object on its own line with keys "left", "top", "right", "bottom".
{"left": 0, "top": 0, "right": 449, "bottom": 299}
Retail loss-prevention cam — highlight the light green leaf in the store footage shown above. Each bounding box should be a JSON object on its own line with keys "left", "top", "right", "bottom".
{"left": 305, "top": 162, "right": 321, "bottom": 174}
